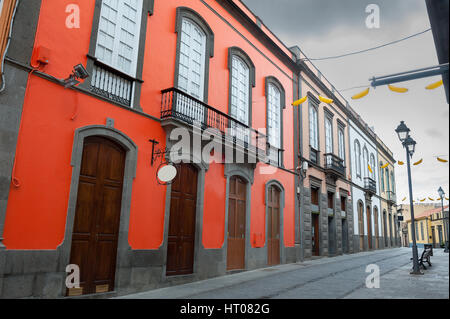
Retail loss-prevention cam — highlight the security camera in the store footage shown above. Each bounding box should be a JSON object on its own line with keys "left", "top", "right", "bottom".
{"left": 62, "top": 63, "right": 90, "bottom": 88}
{"left": 73, "top": 64, "right": 89, "bottom": 80}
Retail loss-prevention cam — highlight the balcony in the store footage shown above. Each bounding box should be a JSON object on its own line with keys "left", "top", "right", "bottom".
{"left": 161, "top": 87, "right": 267, "bottom": 158}
{"left": 364, "top": 177, "right": 377, "bottom": 195}
{"left": 387, "top": 191, "right": 396, "bottom": 205}
{"left": 323, "top": 153, "right": 345, "bottom": 179}
{"left": 90, "top": 61, "right": 134, "bottom": 106}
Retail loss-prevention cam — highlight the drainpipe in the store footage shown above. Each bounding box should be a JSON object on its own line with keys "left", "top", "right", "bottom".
{"left": 0, "top": 0, "right": 20, "bottom": 93}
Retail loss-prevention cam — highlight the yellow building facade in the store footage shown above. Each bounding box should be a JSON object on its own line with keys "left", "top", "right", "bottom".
{"left": 376, "top": 137, "right": 398, "bottom": 247}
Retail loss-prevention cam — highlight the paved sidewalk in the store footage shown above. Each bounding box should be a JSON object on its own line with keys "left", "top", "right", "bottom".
{"left": 344, "top": 248, "right": 449, "bottom": 299}
{"left": 116, "top": 248, "right": 449, "bottom": 299}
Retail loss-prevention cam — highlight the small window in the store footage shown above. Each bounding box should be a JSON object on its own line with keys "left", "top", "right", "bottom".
{"left": 328, "top": 192, "right": 334, "bottom": 209}
{"left": 311, "top": 187, "right": 319, "bottom": 206}
{"left": 340, "top": 196, "right": 346, "bottom": 212}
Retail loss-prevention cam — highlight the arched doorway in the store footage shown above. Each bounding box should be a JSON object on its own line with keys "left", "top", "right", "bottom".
{"left": 227, "top": 176, "right": 247, "bottom": 271}
{"left": 383, "top": 210, "right": 388, "bottom": 247}
{"left": 68, "top": 136, "right": 126, "bottom": 296}
{"left": 166, "top": 164, "right": 198, "bottom": 276}
{"left": 358, "top": 201, "right": 364, "bottom": 251}
{"left": 267, "top": 185, "right": 281, "bottom": 266}
{"left": 389, "top": 213, "right": 393, "bottom": 247}
{"left": 366, "top": 206, "right": 372, "bottom": 250}
{"left": 374, "top": 207, "right": 379, "bottom": 249}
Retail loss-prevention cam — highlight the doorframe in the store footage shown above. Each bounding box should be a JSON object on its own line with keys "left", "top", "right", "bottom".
{"left": 161, "top": 152, "right": 208, "bottom": 280}
{"left": 59, "top": 125, "right": 138, "bottom": 296}
{"left": 264, "top": 180, "right": 285, "bottom": 265}
{"left": 223, "top": 163, "right": 254, "bottom": 271}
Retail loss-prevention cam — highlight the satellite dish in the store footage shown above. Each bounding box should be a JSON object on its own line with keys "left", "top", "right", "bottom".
{"left": 157, "top": 164, "right": 177, "bottom": 183}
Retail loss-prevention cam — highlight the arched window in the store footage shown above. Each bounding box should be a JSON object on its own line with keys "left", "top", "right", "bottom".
{"left": 265, "top": 77, "right": 285, "bottom": 150}
{"left": 363, "top": 147, "right": 369, "bottom": 178}
{"left": 370, "top": 154, "right": 376, "bottom": 180}
{"left": 174, "top": 7, "right": 214, "bottom": 103}
{"left": 354, "top": 140, "right": 361, "bottom": 178}
{"left": 228, "top": 47, "right": 255, "bottom": 143}
{"left": 380, "top": 162, "right": 385, "bottom": 192}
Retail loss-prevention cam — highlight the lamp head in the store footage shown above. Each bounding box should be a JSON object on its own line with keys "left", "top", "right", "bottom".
{"left": 395, "top": 121, "right": 410, "bottom": 143}
{"left": 438, "top": 186, "right": 445, "bottom": 199}
{"left": 403, "top": 136, "right": 416, "bottom": 157}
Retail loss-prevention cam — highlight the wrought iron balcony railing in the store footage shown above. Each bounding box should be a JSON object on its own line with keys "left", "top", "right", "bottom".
{"left": 323, "top": 153, "right": 345, "bottom": 177}
{"left": 161, "top": 87, "right": 267, "bottom": 154}
{"left": 90, "top": 61, "right": 133, "bottom": 106}
{"left": 364, "top": 177, "right": 377, "bottom": 194}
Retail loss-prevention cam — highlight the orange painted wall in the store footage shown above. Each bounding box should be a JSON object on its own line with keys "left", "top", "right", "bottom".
{"left": 3, "top": 0, "right": 296, "bottom": 250}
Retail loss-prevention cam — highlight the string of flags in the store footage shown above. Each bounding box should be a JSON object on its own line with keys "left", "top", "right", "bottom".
{"left": 290, "top": 80, "right": 444, "bottom": 106}
{"left": 402, "top": 196, "right": 449, "bottom": 203}
{"left": 351, "top": 79, "right": 443, "bottom": 100}
{"left": 396, "top": 156, "right": 448, "bottom": 166}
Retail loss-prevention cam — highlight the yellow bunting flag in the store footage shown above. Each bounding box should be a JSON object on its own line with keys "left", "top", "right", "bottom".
{"left": 437, "top": 157, "right": 448, "bottom": 163}
{"left": 446, "top": 197, "right": 449, "bottom": 201}
{"left": 402, "top": 197, "right": 407, "bottom": 202}
{"left": 426, "top": 79, "right": 443, "bottom": 90}
{"left": 428, "top": 197, "right": 434, "bottom": 201}
{"left": 381, "top": 163, "right": 389, "bottom": 169}
{"left": 292, "top": 96, "right": 307, "bottom": 107}
{"left": 413, "top": 159, "right": 423, "bottom": 166}
{"left": 368, "top": 164, "right": 373, "bottom": 174}
{"left": 420, "top": 198, "right": 426, "bottom": 202}
{"left": 351, "top": 88, "right": 370, "bottom": 100}
{"left": 388, "top": 84, "right": 409, "bottom": 93}
{"left": 319, "top": 95, "right": 333, "bottom": 104}
{"left": 398, "top": 161, "right": 404, "bottom": 165}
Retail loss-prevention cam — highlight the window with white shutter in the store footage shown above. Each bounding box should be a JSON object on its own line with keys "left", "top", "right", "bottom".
{"left": 309, "top": 106, "right": 319, "bottom": 150}
{"left": 267, "top": 83, "right": 281, "bottom": 148}
{"left": 85, "top": 0, "right": 153, "bottom": 109}
{"left": 177, "top": 18, "right": 206, "bottom": 101}
{"left": 338, "top": 128, "right": 345, "bottom": 164}
{"left": 96, "top": 0, "right": 143, "bottom": 77}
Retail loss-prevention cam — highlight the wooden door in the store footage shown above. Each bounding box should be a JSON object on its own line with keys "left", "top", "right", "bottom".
{"left": 358, "top": 203, "right": 364, "bottom": 250}
{"left": 166, "top": 164, "right": 198, "bottom": 276}
{"left": 312, "top": 213, "right": 320, "bottom": 256}
{"left": 267, "top": 186, "right": 280, "bottom": 266}
{"left": 68, "top": 136, "right": 125, "bottom": 296}
{"left": 374, "top": 208, "right": 379, "bottom": 249}
{"left": 367, "top": 206, "right": 372, "bottom": 249}
{"left": 227, "top": 176, "right": 247, "bottom": 271}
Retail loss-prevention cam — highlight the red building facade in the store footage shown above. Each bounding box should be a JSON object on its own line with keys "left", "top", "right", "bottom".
{"left": 0, "top": 0, "right": 302, "bottom": 297}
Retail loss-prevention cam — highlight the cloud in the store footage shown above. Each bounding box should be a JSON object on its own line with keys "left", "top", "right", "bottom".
{"left": 425, "top": 128, "right": 445, "bottom": 139}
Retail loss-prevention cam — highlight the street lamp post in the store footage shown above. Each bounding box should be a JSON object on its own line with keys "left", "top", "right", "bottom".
{"left": 395, "top": 121, "right": 422, "bottom": 275}
{"left": 438, "top": 187, "right": 448, "bottom": 253}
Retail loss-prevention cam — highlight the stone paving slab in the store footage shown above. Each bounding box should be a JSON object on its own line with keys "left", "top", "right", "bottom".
{"left": 116, "top": 248, "right": 449, "bottom": 299}
{"left": 343, "top": 249, "right": 449, "bottom": 299}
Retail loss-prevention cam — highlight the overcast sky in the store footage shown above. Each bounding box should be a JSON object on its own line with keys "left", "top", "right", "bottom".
{"left": 242, "top": 0, "right": 449, "bottom": 204}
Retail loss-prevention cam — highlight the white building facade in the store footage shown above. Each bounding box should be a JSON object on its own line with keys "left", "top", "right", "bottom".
{"left": 348, "top": 118, "right": 383, "bottom": 252}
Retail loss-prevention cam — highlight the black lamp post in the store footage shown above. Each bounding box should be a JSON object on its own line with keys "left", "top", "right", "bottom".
{"left": 438, "top": 187, "right": 448, "bottom": 253}
{"left": 395, "top": 121, "right": 422, "bottom": 275}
